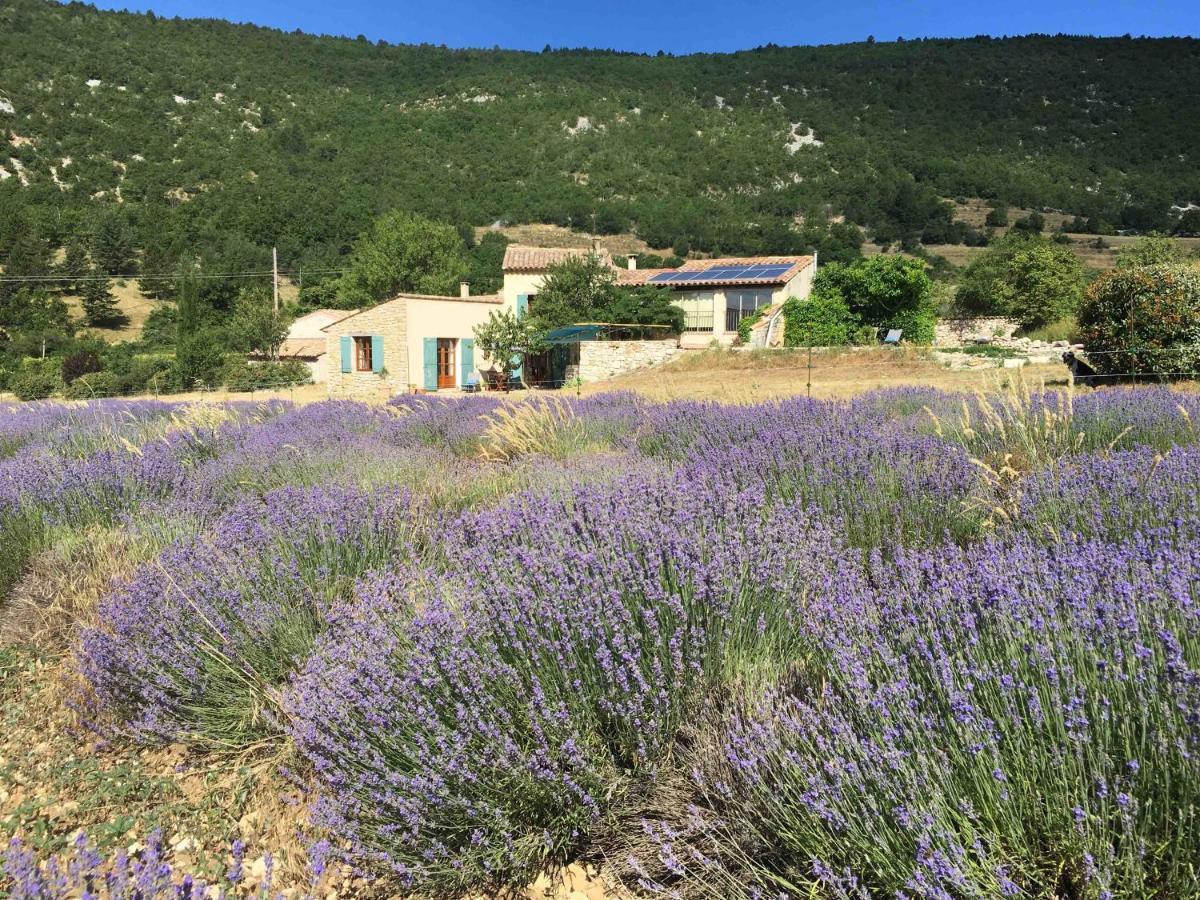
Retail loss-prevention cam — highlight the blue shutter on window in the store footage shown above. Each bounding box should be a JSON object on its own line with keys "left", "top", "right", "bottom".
{"left": 340, "top": 336, "right": 352, "bottom": 373}
{"left": 423, "top": 338, "right": 438, "bottom": 390}
{"left": 371, "top": 335, "right": 384, "bottom": 374}
{"left": 460, "top": 338, "right": 475, "bottom": 386}
{"left": 516, "top": 294, "right": 529, "bottom": 318}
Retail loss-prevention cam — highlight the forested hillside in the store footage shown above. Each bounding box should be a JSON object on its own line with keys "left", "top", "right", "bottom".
{"left": 2, "top": 0, "right": 1199, "bottom": 277}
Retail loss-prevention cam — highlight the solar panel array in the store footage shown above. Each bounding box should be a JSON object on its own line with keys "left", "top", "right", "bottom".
{"left": 648, "top": 263, "right": 794, "bottom": 284}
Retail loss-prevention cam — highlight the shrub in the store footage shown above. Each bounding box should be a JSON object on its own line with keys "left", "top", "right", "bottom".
{"left": 782, "top": 294, "right": 857, "bottom": 346}
{"left": 736, "top": 305, "right": 766, "bottom": 344}
{"left": 1077, "top": 263, "right": 1200, "bottom": 376}
{"left": 610, "top": 532, "right": 1200, "bottom": 898}
{"left": 78, "top": 486, "right": 428, "bottom": 748}
{"left": 64, "top": 371, "right": 121, "bottom": 399}
{"left": 1019, "top": 315, "right": 1080, "bottom": 343}
{"left": 9, "top": 361, "right": 62, "bottom": 401}
{"left": 0, "top": 510, "right": 44, "bottom": 605}
{"left": 61, "top": 351, "right": 103, "bottom": 384}
{"left": 286, "top": 479, "right": 843, "bottom": 892}
{"left": 221, "top": 357, "right": 312, "bottom": 392}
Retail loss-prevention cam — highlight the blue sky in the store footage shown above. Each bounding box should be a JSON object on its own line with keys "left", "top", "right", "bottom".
{"left": 94, "top": 0, "right": 1200, "bottom": 53}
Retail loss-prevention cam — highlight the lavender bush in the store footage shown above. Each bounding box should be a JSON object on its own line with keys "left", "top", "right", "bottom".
{"left": 285, "top": 479, "right": 844, "bottom": 890}
{"left": 616, "top": 532, "right": 1200, "bottom": 898}
{"left": 77, "top": 485, "right": 429, "bottom": 748}
{"left": 3, "top": 386, "right": 1198, "bottom": 896}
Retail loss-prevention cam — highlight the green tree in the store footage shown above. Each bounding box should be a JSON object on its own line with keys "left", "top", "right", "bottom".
{"left": 226, "top": 287, "right": 289, "bottom": 358}
{"left": 472, "top": 308, "right": 544, "bottom": 388}
{"left": 338, "top": 211, "right": 469, "bottom": 306}
{"left": 0, "top": 225, "right": 51, "bottom": 302}
{"left": 175, "top": 270, "right": 224, "bottom": 388}
{"left": 58, "top": 239, "right": 90, "bottom": 294}
{"left": 80, "top": 269, "right": 127, "bottom": 327}
{"left": 596, "top": 285, "right": 684, "bottom": 333}
{"left": 1078, "top": 264, "right": 1200, "bottom": 376}
{"left": 813, "top": 255, "right": 936, "bottom": 342}
{"left": 138, "top": 244, "right": 179, "bottom": 300}
{"left": 1115, "top": 233, "right": 1193, "bottom": 270}
{"left": 467, "top": 232, "right": 510, "bottom": 295}
{"left": 992, "top": 243, "right": 1085, "bottom": 329}
{"left": 91, "top": 209, "right": 137, "bottom": 276}
{"left": 985, "top": 205, "right": 1009, "bottom": 227}
{"left": 1011, "top": 211, "right": 1045, "bottom": 234}
{"left": 955, "top": 233, "right": 1038, "bottom": 315}
{"left": 528, "top": 253, "right": 620, "bottom": 331}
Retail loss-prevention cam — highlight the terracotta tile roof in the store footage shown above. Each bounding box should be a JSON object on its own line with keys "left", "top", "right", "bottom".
{"left": 398, "top": 292, "right": 502, "bottom": 304}
{"left": 616, "top": 267, "right": 673, "bottom": 285}
{"left": 502, "top": 245, "right": 613, "bottom": 271}
{"left": 277, "top": 338, "right": 326, "bottom": 358}
{"left": 287, "top": 309, "right": 356, "bottom": 339}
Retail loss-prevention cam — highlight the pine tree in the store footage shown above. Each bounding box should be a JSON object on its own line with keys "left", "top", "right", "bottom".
{"left": 58, "top": 240, "right": 90, "bottom": 294}
{"left": 90, "top": 210, "right": 136, "bottom": 276}
{"left": 138, "top": 244, "right": 178, "bottom": 300}
{"left": 80, "top": 269, "right": 125, "bottom": 326}
{"left": 0, "top": 225, "right": 51, "bottom": 302}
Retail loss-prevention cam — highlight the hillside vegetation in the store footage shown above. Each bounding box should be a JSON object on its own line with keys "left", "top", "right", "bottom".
{"left": 1, "top": 0, "right": 1199, "bottom": 275}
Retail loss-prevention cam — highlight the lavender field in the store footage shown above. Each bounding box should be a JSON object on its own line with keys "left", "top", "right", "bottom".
{"left": 1, "top": 385, "right": 1198, "bottom": 899}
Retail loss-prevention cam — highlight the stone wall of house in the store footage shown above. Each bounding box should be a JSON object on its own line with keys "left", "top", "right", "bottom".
{"left": 569, "top": 340, "right": 682, "bottom": 383}
{"left": 935, "top": 317, "right": 1020, "bottom": 347}
{"left": 323, "top": 299, "right": 409, "bottom": 400}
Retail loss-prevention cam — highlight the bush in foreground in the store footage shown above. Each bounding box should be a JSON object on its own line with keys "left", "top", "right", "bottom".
{"left": 78, "top": 485, "right": 428, "bottom": 748}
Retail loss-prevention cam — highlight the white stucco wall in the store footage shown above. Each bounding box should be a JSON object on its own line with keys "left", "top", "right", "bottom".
{"left": 501, "top": 272, "right": 546, "bottom": 313}
{"left": 405, "top": 297, "right": 502, "bottom": 389}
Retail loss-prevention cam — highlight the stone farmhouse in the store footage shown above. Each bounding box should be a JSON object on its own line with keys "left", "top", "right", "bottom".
{"left": 321, "top": 243, "right": 817, "bottom": 396}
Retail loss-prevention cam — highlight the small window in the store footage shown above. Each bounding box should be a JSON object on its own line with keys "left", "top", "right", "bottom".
{"left": 354, "top": 336, "right": 373, "bottom": 371}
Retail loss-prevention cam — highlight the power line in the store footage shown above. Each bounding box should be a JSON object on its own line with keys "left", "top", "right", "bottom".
{"left": 0, "top": 268, "right": 349, "bottom": 283}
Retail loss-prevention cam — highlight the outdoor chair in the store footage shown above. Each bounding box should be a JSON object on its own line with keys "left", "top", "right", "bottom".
{"left": 463, "top": 371, "right": 481, "bottom": 393}
{"left": 883, "top": 329, "right": 903, "bottom": 345}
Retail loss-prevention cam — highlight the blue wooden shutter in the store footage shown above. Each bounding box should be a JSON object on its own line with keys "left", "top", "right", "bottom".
{"left": 339, "top": 336, "right": 352, "bottom": 373}
{"left": 512, "top": 296, "right": 530, "bottom": 382}
{"left": 460, "top": 338, "right": 474, "bottom": 386}
{"left": 422, "top": 338, "right": 438, "bottom": 390}
{"left": 371, "top": 335, "right": 384, "bottom": 373}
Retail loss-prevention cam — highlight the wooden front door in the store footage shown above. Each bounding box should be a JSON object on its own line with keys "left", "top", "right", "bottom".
{"left": 436, "top": 338, "right": 456, "bottom": 389}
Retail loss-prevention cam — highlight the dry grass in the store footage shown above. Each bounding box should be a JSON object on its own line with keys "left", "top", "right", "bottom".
{"left": 61, "top": 279, "right": 163, "bottom": 344}
{"left": 578, "top": 347, "right": 1075, "bottom": 403}
{"left": 0, "top": 525, "right": 153, "bottom": 655}
{"left": 478, "top": 396, "right": 586, "bottom": 461}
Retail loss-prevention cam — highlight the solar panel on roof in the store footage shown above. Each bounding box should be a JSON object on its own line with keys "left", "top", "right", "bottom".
{"left": 649, "top": 272, "right": 679, "bottom": 283}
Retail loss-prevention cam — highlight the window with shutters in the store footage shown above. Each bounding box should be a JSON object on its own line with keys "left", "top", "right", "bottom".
{"left": 354, "top": 336, "right": 373, "bottom": 371}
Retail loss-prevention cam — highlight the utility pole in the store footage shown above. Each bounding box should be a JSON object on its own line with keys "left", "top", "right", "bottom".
{"left": 806, "top": 343, "right": 812, "bottom": 398}
{"left": 272, "top": 246, "right": 279, "bottom": 314}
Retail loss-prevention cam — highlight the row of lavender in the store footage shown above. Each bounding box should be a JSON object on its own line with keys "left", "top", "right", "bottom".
{"left": 2, "top": 387, "right": 1199, "bottom": 897}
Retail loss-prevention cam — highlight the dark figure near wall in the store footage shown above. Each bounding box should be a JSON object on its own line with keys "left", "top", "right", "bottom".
{"left": 1062, "top": 351, "right": 1111, "bottom": 387}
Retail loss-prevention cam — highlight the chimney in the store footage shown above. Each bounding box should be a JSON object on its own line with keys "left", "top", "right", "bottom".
{"left": 459, "top": 281, "right": 470, "bottom": 298}
{"left": 627, "top": 254, "right": 637, "bottom": 271}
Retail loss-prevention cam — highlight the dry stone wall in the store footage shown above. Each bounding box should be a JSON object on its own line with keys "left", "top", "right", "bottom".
{"left": 935, "top": 317, "right": 1020, "bottom": 347}
{"left": 569, "top": 340, "right": 682, "bottom": 383}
